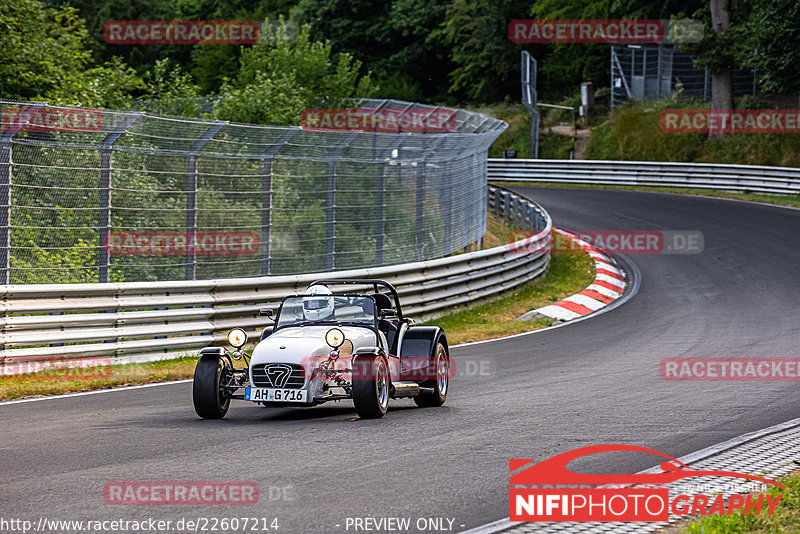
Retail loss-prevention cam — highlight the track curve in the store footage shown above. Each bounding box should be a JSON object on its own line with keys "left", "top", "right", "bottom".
{"left": 2, "top": 186, "right": 799, "bottom": 533}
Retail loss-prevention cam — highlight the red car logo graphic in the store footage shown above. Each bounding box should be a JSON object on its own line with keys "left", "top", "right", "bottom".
{"left": 510, "top": 444, "right": 785, "bottom": 488}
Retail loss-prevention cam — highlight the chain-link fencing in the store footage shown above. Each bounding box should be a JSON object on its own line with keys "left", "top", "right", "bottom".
{"left": 0, "top": 99, "right": 506, "bottom": 284}
{"left": 611, "top": 44, "right": 757, "bottom": 108}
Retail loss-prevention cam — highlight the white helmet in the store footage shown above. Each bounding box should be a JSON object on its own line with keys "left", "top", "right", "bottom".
{"left": 303, "top": 285, "right": 334, "bottom": 321}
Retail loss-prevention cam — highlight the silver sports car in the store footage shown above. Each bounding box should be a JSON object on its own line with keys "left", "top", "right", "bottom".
{"left": 192, "top": 279, "right": 450, "bottom": 419}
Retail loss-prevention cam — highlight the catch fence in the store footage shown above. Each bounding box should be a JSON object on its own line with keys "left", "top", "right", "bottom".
{"left": 0, "top": 99, "right": 506, "bottom": 284}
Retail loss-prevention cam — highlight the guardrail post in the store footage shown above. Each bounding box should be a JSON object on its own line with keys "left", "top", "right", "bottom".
{"left": 261, "top": 128, "right": 299, "bottom": 275}
{"left": 185, "top": 121, "right": 225, "bottom": 281}
{"left": 99, "top": 112, "right": 142, "bottom": 283}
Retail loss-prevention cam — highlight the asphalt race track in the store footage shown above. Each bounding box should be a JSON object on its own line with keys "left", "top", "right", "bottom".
{"left": 2, "top": 186, "right": 799, "bottom": 533}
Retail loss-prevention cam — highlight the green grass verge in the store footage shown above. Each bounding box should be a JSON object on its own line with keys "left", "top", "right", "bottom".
{"left": 0, "top": 355, "right": 199, "bottom": 401}
{"left": 492, "top": 181, "right": 800, "bottom": 210}
{"left": 663, "top": 470, "right": 800, "bottom": 533}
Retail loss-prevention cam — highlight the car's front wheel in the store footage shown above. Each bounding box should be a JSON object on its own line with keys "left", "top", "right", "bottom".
{"left": 193, "top": 354, "right": 231, "bottom": 419}
{"left": 352, "top": 355, "right": 389, "bottom": 419}
{"left": 414, "top": 342, "right": 449, "bottom": 407}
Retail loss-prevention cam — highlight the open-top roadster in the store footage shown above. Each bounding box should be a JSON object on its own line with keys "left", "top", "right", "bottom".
{"left": 192, "top": 279, "right": 450, "bottom": 419}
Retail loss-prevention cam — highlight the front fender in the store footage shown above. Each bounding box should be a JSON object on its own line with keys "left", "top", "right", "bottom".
{"left": 198, "top": 346, "right": 237, "bottom": 371}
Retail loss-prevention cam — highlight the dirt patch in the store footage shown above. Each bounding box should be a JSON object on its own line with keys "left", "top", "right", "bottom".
{"left": 545, "top": 125, "right": 592, "bottom": 159}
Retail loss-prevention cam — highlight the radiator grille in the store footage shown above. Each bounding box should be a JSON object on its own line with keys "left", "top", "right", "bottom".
{"left": 252, "top": 363, "right": 306, "bottom": 389}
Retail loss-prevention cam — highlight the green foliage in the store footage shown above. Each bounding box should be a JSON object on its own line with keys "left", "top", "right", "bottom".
{"left": 735, "top": 0, "right": 800, "bottom": 94}
{"left": 292, "top": 0, "right": 451, "bottom": 100}
{"left": 584, "top": 99, "right": 800, "bottom": 167}
{"left": 140, "top": 59, "right": 202, "bottom": 116}
{"left": 479, "top": 102, "right": 532, "bottom": 158}
{"left": 432, "top": 0, "right": 528, "bottom": 103}
{"left": 215, "top": 21, "right": 377, "bottom": 126}
{"left": 0, "top": 0, "right": 92, "bottom": 101}
{"left": 68, "top": 57, "right": 145, "bottom": 109}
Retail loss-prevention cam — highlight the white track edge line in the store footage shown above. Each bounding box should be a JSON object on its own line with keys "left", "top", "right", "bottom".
{"left": 0, "top": 379, "right": 192, "bottom": 406}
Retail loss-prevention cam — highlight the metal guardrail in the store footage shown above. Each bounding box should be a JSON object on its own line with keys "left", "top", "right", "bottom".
{"left": 0, "top": 186, "right": 551, "bottom": 369}
{"left": 488, "top": 159, "right": 800, "bottom": 196}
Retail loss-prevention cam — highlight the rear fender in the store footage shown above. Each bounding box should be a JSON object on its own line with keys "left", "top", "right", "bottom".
{"left": 399, "top": 326, "right": 448, "bottom": 380}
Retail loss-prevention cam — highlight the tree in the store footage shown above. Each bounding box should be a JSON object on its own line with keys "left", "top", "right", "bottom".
{"left": 737, "top": 0, "right": 800, "bottom": 95}
{"left": 0, "top": 0, "right": 92, "bottom": 101}
{"left": 708, "top": 0, "right": 733, "bottom": 138}
{"left": 214, "top": 21, "right": 377, "bottom": 126}
{"left": 433, "top": 0, "right": 529, "bottom": 102}
{"left": 292, "top": 0, "right": 451, "bottom": 101}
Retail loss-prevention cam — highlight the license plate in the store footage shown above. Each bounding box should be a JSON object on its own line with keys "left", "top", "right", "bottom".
{"left": 245, "top": 387, "right": 308, "bottom": 403}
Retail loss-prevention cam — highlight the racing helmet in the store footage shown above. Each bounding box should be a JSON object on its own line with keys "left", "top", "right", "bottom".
{"left": 303, "top": 285, "right": 334, "bottom": 321}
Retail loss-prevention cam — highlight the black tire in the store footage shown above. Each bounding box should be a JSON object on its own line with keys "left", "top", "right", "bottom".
{"left": 193, "top": 354, "right": 231, "bottom": 419}
{"left": 414, "top": 342, "right": 449, "bottom": 408}
{"left": 351, "top": 355, "right": 389, "bottom": 419}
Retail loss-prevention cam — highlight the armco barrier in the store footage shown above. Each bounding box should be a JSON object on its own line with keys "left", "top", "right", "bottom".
{"left": 0, "top": 186, "right": 551, "bottom": 369}
{"left": 488, "top": 159, "right": 800, "bottom": 196}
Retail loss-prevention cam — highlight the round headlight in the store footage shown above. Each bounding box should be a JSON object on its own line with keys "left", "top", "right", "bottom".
{"left": 325, "top": 328, "right": 345, "bottom": 348}
{"left": 227, "top": 328, "right": 248, "bottom": 349}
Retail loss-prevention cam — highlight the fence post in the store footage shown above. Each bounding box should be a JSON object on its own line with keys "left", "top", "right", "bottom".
{"left": 185, "top": 121, "right": 225, "bottom": 281}
{"left": 376, "top": 133, "right": 409, "bottom": 266}
{"left": 0, "top": 103, "right": 49, "bottom": 285}
{"left": 99, "top": 111, "right": 142, "bottom": 283}
{"left": 261, "top": 128, "right": 299, "bottom": 276}
{"left": 326, "top": 132, "right": 358, "bottom": 270}
{"left": 415, "top": 137, "right": 447, "bottom": 261}
{"left": 0, "top": 131, "right": 13, "bottom": 286}
{"left": 443, "top": 159, "right": 452, "bottom": 254}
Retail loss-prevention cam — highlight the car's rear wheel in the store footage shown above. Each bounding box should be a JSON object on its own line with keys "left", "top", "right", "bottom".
{"left": 193, "top": 354, "right": 231, "bottom": 419}
{"left": 352, "top": 355, "right": 389, "bottom": 419}
{"left": 414, "top": 342, "right": 449, "bottom": 407}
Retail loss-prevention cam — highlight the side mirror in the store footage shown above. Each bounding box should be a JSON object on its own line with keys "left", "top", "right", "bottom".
{"left": 259, "top": 308, "right": 273, "bottom": 317}
{"left": 379, "top": 308, "right": 397, "bottom": 318}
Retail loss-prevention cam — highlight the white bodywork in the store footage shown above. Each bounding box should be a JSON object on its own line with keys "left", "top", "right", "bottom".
{"left": 249, "top": 325, "right": 398, "bottom": 404}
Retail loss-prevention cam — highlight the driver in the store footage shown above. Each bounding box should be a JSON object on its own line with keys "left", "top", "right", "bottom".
{"left": 302, "top": 285, "right": 335, "bottom": 321}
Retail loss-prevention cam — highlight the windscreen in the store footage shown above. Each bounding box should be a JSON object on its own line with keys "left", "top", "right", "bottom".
{"left": 275, "top": 295, "right": 376, "bottom": 329}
